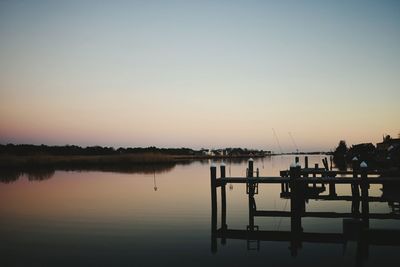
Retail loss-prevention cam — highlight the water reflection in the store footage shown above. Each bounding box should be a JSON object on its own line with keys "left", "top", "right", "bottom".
{"left": 0, "top": 163, "right": 177, "bottom": 183}
{"left": 0, "top": 155, "right": 398, "bottom": 266}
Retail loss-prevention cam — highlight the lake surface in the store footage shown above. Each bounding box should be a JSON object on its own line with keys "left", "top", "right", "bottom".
{"left": 0, "top": 155, "right": 399, "bottom": 266}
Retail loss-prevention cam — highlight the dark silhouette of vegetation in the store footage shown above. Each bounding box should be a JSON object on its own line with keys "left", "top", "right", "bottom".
{"left": 0, "top": 143, "right": 271, "bottom": 183}
{"left": 332, "top": 135, "right": 400, "bottom": 170}
{"left": 0, "top": 144, "right": 267, "bottom": 158}
{"left": 347, "top": 143, "right": 376, "bottom": 166}
{"left": 333, "top": 140, "right": 348, "bottom": 170}
{"left": 0, "top": 144, "right": 198, "bottom": 156}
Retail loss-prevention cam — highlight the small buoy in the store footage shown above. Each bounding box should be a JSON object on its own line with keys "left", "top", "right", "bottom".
{"left": 210, "top": 162, "right": 216, "bottom": 168}
{"left": 220, "top": 162, "right": 226, "bottom": 167}
{"left": 360, "top": 161, "right": 368, "bottom": 168}
{"left": 290, "top": 162, "right": 297, "bottom": 168}
{"left": 248, "top": 158, "right": 254, "bottom": 162}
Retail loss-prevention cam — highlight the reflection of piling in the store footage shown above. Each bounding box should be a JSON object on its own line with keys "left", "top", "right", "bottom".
{"left": 210, "top": 165, "right": 217, "bottom": 254}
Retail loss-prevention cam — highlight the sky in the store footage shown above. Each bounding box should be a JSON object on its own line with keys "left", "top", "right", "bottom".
{"left": 0, "top": 0, "right": 399, "bottom": 152}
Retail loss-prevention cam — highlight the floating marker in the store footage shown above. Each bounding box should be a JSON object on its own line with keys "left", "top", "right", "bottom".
{"left": 360, "top": 161, "right": 368, "bottom": 168}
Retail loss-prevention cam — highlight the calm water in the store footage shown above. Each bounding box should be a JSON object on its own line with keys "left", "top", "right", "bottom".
{"left": 0, "top": 155, "right": 399, "bottom": 266}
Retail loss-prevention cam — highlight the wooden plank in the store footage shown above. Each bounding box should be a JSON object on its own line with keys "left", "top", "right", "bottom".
{"left": 216, "top": 229, "right": 344, "bottom": 244}
{"left": 281, "top": 169, "right": 383, "bottom": 176}
{"left": 253, "top": 210, "right": 400, "bottom": 219}
{"left": 280, "top": 194, "right": 385, "bottom": 202}
{"left": 216, "top": 228, "right": 400, "bottom": 246}
{"left": 219, "top": 176, "right": 400, "bottom": 184}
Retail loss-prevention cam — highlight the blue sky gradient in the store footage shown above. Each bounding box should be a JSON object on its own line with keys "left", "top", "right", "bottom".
{"left": 1, "top": 0, "right": 399, "bottom": 151}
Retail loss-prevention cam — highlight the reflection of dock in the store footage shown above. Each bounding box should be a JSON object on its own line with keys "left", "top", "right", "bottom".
{"left": 210, "top": 157, "right": 400, "bottom": 264}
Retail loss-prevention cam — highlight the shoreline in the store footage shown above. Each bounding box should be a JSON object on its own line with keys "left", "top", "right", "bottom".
{"left": 0, "top": 153, "right": 269, "bottom": 170}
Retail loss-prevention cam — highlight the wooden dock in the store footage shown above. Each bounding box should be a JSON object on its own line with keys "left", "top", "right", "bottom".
{"left": 210, "top": 156, "right": 400, "bottom": 259}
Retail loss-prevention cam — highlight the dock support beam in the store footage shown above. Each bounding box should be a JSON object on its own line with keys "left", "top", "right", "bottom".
{"left": 351, "top": 157, "right": 360, "bottom": 214}
{"left": 220, "top": 163, "right": 227, "bottom": 236}
{"left": 290, "top": 163, "right": 303, "bottom": 257}
{"left": 247, "top": 159, "right": 256, "bottom": 230}
{"left": 210, "top": 164, "right": 217, "bottom": 253}
{"left": 360, "top": 162, "right": 369, "bottom": 228}
{"left": 313, "top": 163, "right": 318, "bottom": 188}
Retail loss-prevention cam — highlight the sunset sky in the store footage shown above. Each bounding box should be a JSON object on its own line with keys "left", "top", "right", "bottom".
{"left": 1, "top": 0, "right": 399, "bottom": 152}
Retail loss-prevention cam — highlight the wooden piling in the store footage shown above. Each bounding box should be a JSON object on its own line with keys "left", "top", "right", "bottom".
{"left": 220, "top": 163, "right": 227, "bottom": 232}
{"left": 247, "top": 159, "right": 255, "bottom": 229}
{"left": 329, "top": 182, "right": 336, "bottom": 196}
{"left": 351, "top": 157, "right": 360, "bottom": 214}
{"left": 289, "top": 164, "right": 303, "bottom": 257}
{"left": 210, "top": 164, "right": 217, "bottom": 253}
{"left": 323, "top": 157, "right": 329, "bottom": 170}
{"left": 360, "top": 162, "right": 369, "bottom": 228}
{"left": 248, "top": 158, "right": 254, "bottom": 178}
{"left": 313, "top": 163, "right": 318, "bottom": 187}
{"left": 305, "top": 156, "right": 309, "bottom": 169}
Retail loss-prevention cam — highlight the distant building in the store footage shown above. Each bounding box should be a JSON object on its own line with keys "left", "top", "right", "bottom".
{"left": 376, "top": 136, "right": 400, "bottom": 151}
{"left": 376, "top": 136, "right": 400, "bottom": 165}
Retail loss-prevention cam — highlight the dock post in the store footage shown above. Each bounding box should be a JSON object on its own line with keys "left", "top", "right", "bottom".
{"left": 304, "top": 156, "right": 309, "bottom": 180}
{"left": 289, "top": 163, "right": 302, "bottom": 257}
{"left": 220, "top": 163, "right": 227, "bottom": 235}
{"left": 351, "top": 157, "right": 360, "bottom": 214}
{"left": 247, "top": 158, "right": 255, "bottom": 230}
{"left": 248, "top": 158, "right": 254, "bottom": 178}
{"left": 328, "top": 158, "right": 336, "bottom": 196}
{"left": 360, "top": 162, "right": 369, "bottom": 228}
{"left": 295, "top": 156, "right": 299, "bottom": 165}
{"left": 313, "top": 163, "right": 318, "bottom": 188}
{"left": 210, "top": 164, "right": 217, "bottom": 253}
{"left": 328, "top": 183, "right": 336, "bottom": 196}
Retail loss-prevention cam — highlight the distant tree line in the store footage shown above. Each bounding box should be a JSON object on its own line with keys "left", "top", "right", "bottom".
{"left": 0, "top": 144, "right": 198, "bottom": 156}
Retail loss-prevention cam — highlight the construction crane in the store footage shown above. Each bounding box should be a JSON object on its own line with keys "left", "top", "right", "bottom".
{"left": 272, "top": 128, "right": 283, "bottom": 154}
{"left": 288, "top": 132, "right": 299, "bottom": 154}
